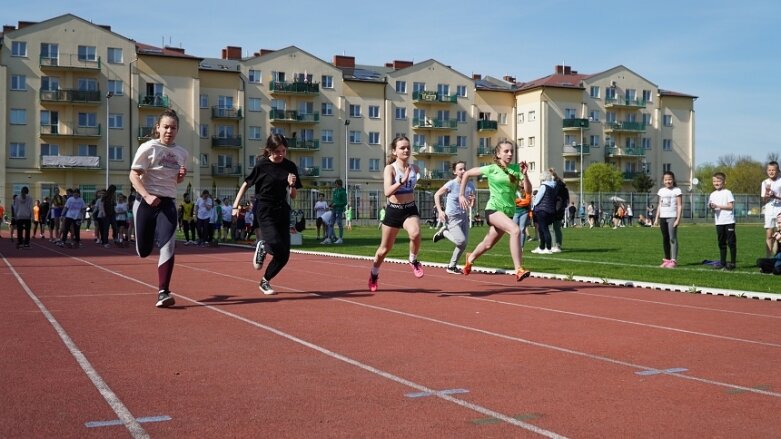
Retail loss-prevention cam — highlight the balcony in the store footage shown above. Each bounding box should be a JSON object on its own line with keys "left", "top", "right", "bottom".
{"left": 40, "top": 124, "right": 101, "bottom": 138}
{"left": 477, "top": 146, "right": 493, "bottom": 157}
{"left": 477, "top": 120, "right": 498, "bottom": 131}
{"left": 416, "top": 144, "right": 458, "bottom": 156}
{"left": 429, "top": 169, "right": 449, "bottom": 180}
{"left": 269, "top": 81, "right": 320, "bottom": 95}
{"left": 269, "top": 109, "right": 320, "bottom": 124}
{"left": 40, "top": 89, "right": 102, "bottom": 105}
{"left": 40, "top": 155, "right": 100, "bottom": 169}
{"left": 302, "top": 166, "right": 320, "bottom": 177}
{"left": 412, "top": 91, "right": 457, "bottom": 104}
{"left": 288, "top": 139, "right": 320, "bottom": 151}
{"left": 211, "top": 106, "right": 243, "bottom": 119}
{"left": 604, "top": 146, "right": 646, "bottom": 158}
{"left": 604, "top": 121, "right": 646, "bottom": 133}
{"left": 622, "top": 171, "right": 646, "bottom": 180}
{"left": 212, "top": 164, "right": 243, "bottom": 177}
{"left": 562, "top": 144, "right": 591, "bottom": 156}
{"left": 40, "top": 54, "right": 101, "bottom": 71}
{"left": 211, "top": 136, "right": 242, "bottom": 148}
{"left": 562, "top": 171, "right": 580, "bottom": 180}
{"left": 412, "top": 118, "right": 458, "bottom": 130}
{"left": 138, "top": 94, "right": 170, "bottom": 109}
{"left": 138, "top": 126, "right": 155, "bottom": 140}
{"left": 562, "top": 118, "right": 590, "bottom": 131}
{"left": 605, "top": 97, "right": 647, "bottom": 109}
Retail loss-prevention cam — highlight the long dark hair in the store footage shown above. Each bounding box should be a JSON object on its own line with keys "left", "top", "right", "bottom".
{"left": 263, "top": 134, "right": 288, "bottom": 158}
{"left": 663, "top": 170, "right": 678, "bottom": 187}
{"left": 387, "top": 135, "right": 410, "bottom": 165}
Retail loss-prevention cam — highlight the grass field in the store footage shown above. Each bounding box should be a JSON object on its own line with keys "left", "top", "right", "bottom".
{"left": 278, "top": 222, "right": 778, "bottom": 295}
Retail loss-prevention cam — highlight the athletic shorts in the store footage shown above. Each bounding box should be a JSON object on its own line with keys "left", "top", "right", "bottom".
{"left": 764, "top": 205, "right": 781, "bottom": 229}
{"left": 316, "top": 217, "right": 324, "bottom": 227}
{"left": 381, "top": 202, "right": 419, "bottom": 229}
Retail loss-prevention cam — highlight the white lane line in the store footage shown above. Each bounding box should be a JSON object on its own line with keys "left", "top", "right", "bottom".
{"left": 39, "top": 250, "right": 567, "bottom": 437}
{"left": 1, "top": 253, "right": 150, "bottom": 439}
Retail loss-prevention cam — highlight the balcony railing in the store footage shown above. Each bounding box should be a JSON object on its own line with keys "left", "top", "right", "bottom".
{"left": 622, "top": 171, "right": 646, "bottom": 180}
{"left": 417, "top": 145, "right": 458, "bottom": 155}
{"left": 477, "top": 120, "right": 498, "bottom": 131}
{"left": 288, "top": 139, "right": 320, "bottom": 150}
{"left": 562, "top": 118, "right": 590, "bottom": 130}
{"left": 477, "top": 146, "right": 493, "bottom": 156}
{"left": 269, "top": 109, "right": 320, "bottom": 123}
{"left": 40, "top": 89, "right": 102, "bottom": 104}
{"left": 211, "top": 106, "right": 243, "bottom": 119}
{"left": 40, "top": 155, "right": 101, "bottom": 169}
{"left": 302, "top": 166, "right": 320, "bottom": 177}
{"left": 429, "top": 169, "right": 449, "bottom": 180}
{"left": 562, "top": 144, "right": 591, "bottom": 156}
{"left": 412, "top": 91, "right": 457, "bottom": 104}
{"left": 211, "top": 136, "right": 242, "bottom": 148}
{"left": 40, "top": 124, "right": 101, "bottom": 137}
{"left": 138, "top": 94, "right": 170, "bottom": 108}
{"left": 212, "top": 164, "right": 243, "bottom": 176}
{"left": 269, "top": 81, "right": 320, "bottom": 95}
{"left": 40, "top": 54, "right": 101, "bottom": 70}
{"left": 562, "top": 171, "right": 580, "bottom": 179}
{"left": 605, "top": 97, "right": 647, "bottom": 108}
{"left": 138, "top": 126, "right": 155, "bottom": 139}
{"left": 605, "top": 146, "right": 646, "bottom": 157}
{"left": 412, "top": 118, "right": 458, "bottom": 130}
{"left": 604, "top": 121, "right": 646, "bottom": 132}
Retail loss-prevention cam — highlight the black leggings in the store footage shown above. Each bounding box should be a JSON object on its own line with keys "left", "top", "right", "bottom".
{"left": 255, "top": 201, "right": 291, "bottom": 281}
{"left": 716, "top": 223, "right": 737, "bottom": 264}
{"left": 133, "top": 197, "right": 178, "bottom": 291}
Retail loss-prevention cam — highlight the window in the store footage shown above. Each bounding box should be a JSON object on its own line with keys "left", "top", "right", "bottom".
{"left": 606, "top": 111, "right": 617, "bottom": 123}
{"left": 517, "top": 113, "right": 524, "bottom": 124}
{"left": 456, "top": 110, "right": 467, "bottom": 123}
{"left": 663, "top": 139, "right": 672, "bottom": 151}
{"left": 589, "top": 135, "right": 600, "bottom": 147}
{"left": 663, "top": 115, "right": 673, "bottom": 127}
{"left": 78, "top": 45, "right": 97, "bottom": 61}
{"left": 271, "top": 71, "right": 286, "bottom": 82}
{"left": 41, "top": 110, "right": 58, "bottom": 132}
{"left": 248, "top": 69, "right": 261, "bottom": 83}
{"left": 41, "top": 43, "right": 58, "bottom": 61}
{"left": 413, "top": 82, "right": 425, "bottom": 93}
{"left": 529, "top": 137, "right": 535, "bottom": 147}
{"left": 413, "top": 108, "right": 426, "bottom": 122}
{"left": 528, "top": 111, "right": 536, "bottom": 122}
{"left": 626, "top": 89, "right": 636, "bottom": 102}
{"left": 299, "top": 101, "right": 314, "bottom": 115}
{"left": 293, "top": 72, "right": 312, "bottom": 83}
{"left": 565, "top": 159, "right": 577, "bottom": 172}
{"left": 248, "top": 155, "right": 256, "bottom": 168}
{"left": 298, "top": 156, "right": 314, "bottom": 170}
{"left": 11, "top": 75, "right": 27, "bottom": 91}
{"left": 456, "top": 85, "right": 467, "bottom": 97}
{"left": 10, "top": 143, "right": 26, "bottom": 158}
{"left": 10, "top": 109, "right": 27, "bottom": 125}
{"left": 217, "top": 125, "right": 234, "bottom": 138}
{"left": 663, "top": 163, "right": 672, "bottom": 172}
{"left": 457, "top": 136, "right": 467, "bottom": 148}
{"left": 218, "top": 96, "right": 234, "bottom": 109}
{"left": 321, "top": 129, "right": 334, "bottom": 143}
{"left": 41, "top": 144, "right": 60, "bottom": 156}
{"left": 395, "top": 80, "right": 407, "bottom": 94}
{"left": 518, "top": 138, "right": 524, "bottom": 147}
{"left": 349, "top": 130, "right": 361, "bottom": 143}
{"left": 107, "top": 48, "right": 123, "bottom": 64}
{"left": 78, "top": 78, "right": 98, "bottom": 91}
{"left": 200, "top": 95, "right": 208, "bottom": 108}
{"left": 248, "top": 97, "right": 261, "bottom": 112}
{"left": 200, "top": 153, "right": 209, "bottom": 167}
{"left": 321, "top": 156, "right": 334, "bottom": 170}
{"left": 249, "top": 126, "right": 262, "bottom": 140}
{"left": 642, "top": 113, "right": 652, "bottom": 126}
{"left": 437, "top": 135, "right": 451, "bottom": 147}
{"left": 589, "top": 110, "right": 600, "bottom": 122}
{"left": 199, "top": 124, "right": 208, "bottom": 138}
{"left": 78, "top": 112, "right": 97, "bottom": 127}
{"left": 565, "top": 134, "right": 576, "bottom": 146}
{"left": 321, "top": 102, "right": 333, "bottom": 116}
{"left": 77, "top": 144, "right": 98, "bottom": 156}
{"left": 108, "top": 113, "right": 123, "bottom": 129}
{"left": 368, "top": 105, "right": 380, "bottom": 119}
{"left": 349, "top": 104, "right": 361, "bottom": 117}
{"left": 369, "top": 158, "right": 380, "bottom": 172}
{"left": 12, "top": 41, "right": 27, "bottom": 57}
{"left": 437, "top": 83, "right": 450, "bottom": 97}
{"left": 479, "top": 137, "right": 491, "bottom": 149}
{"left": 108, "top": 80, "right": 124, "bottom": 95}
{"left": 564, "top": 108, "right": 577, "bottom": 119}
{"left": 321, "top": 75, "right": 333, "bottom": 88}
{"left": 605, "top": 86, "right": 616, "bottom": 100}
{"left": 368, "top": 132, "right": 380, "bottom": 144}
{"left": 109, "top": 146, "right": 123, "bottom": 161}
{"left": 642, "top": 137, "right": 652, "bottom": 149}
{"left": 395, "top": 106, "right": 407, "bottom": 120}
{"left": 590, "top": 86, "right": 600, "bottom": 98}
{"left": 642, "top": 89, "right": 653, "bottom": 103}
{"left": 349, "top": 157, "right": 361, "bottom": 171}
{"left": 413, "top": 134, "right": 426, "bottom": 147}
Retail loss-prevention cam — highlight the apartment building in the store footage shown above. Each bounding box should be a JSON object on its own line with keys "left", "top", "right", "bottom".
{"left": 0, "top": 13, "right": 695, "bottom": 212}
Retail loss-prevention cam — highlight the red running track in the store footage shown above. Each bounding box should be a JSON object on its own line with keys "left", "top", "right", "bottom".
{"left": 1, "top": 237, "right": 780, "bottom": 438}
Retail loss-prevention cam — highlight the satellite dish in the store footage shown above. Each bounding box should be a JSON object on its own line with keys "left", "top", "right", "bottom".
{"left": 692, "top": 177, "right": 699, "bottom": 186}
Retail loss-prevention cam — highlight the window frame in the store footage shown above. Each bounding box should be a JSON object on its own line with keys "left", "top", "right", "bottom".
{"left": 11, "top": 41, "right": 27, "bottom": 57}
{"left": 11, "top": 74, "right": 27, "bottom": 91}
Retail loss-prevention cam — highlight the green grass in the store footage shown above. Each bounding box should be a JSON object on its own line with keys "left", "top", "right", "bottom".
{"left": 284, "top": 222, "right": 778, "bottom": 295}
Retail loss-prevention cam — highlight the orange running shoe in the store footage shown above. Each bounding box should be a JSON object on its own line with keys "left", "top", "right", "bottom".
{"left": 516, "top": 267, "right": 531, "bottom": 282}
{"left": 463, "top": 253, "right": 472, "bottom": 275}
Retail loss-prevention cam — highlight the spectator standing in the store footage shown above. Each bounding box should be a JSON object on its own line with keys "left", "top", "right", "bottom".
{"left": 531, "top": 171, "right": 558, "bottom": 254}
{"left": 761, "top": 161, "right": 781, "bottom": 257}
{"left": 313, "top": 193, "right": 329, "bottom": 240}
{"left": 654, "top": 171, "right": 683, "bottom": 268}
{"left": 60, "top": 189, "right": 85, "bottom": 248}
{"left": 13, "top": 188, "right": 33, "bottom": 248}
{"left": 38, "top": 197, "right": 50, "bottom": 239}
{"left": 330, "top": 179, "right": 347, "bottom": 244}
{"left": 195, "top": 190, "right": 213, "bottom": 246}
{"left": 180, "top": 193, "right": 196, "bottom": 244}
{"left": 708, "top": 172, "right": 736, "bottom": 270}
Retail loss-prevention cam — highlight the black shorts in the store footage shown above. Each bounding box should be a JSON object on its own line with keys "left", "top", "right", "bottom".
{"left": 381, "top": 202, "right": 419, "bottom": 229}
{"left": 316, "top": 217, "right": 324, "bottom": 227}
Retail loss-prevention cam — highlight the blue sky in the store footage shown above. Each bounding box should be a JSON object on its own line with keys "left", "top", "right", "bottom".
{"left": 4, "top": 0, "right": 780, "bottom": 165}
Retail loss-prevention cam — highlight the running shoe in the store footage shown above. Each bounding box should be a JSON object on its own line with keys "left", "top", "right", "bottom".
{"left": 432, "top": 227, "right": 446, "bottom": 243}
{"left": 253, "top": 240, "right": 267, "bottom": 270}
{"left": 516, "top": 268, "right": 531, "bottom": 282}
{"left": 368, "top": 273, "right": 379, "bottom": 292}
{"left": 659, "top": 259, "right": 671, "bottom": 268}
{"left": 463, "top": 253, "right": 472, "bottom": 275}
{"left": 259, "top": 278, "right": 276, "bottom": 295}
{"left": 446, "top": 266, "right": 463, "bottom": 275}
{"left": 156, "top": 290, "right": 175, "bottom": 308}
{"left": 410, "top": 260, "right": 424, "bottom": 278}
{"left": 334, "top": 238, "right": 344, "bottom": 244}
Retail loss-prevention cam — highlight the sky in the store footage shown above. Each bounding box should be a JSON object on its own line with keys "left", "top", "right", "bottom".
{"left": 4, "top": 0, "right": 780, "bottom": 166}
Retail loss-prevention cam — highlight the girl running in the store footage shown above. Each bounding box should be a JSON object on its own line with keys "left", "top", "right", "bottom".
{"left": 432, "top": 161, "right": 476, "bottom": 274}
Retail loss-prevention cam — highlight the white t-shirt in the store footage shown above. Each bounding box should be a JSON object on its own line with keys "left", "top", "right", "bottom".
{"left": 657, "top": 187, "right": 682, "bottom": 218}
{"left": 314, "top": 200, "right": 329, "bottom": 219}
{"left": 64, "top": 196, "right": 86, "bottom": 220}
{"left": 761, "top": 177, "right": 781, "bottom": 209}
{"left": 221, "top": 203, "right": 233, "bottom": 222}
{"left": 131, "top": 139, "right": 189, "bottom": 199}
{"left": 709, "top": 189, "right": 735, "bottom": 225}
{"left": 196, "top": 196, "right": 213, "bottom": 220}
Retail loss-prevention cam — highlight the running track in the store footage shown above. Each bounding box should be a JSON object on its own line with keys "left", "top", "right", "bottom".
{"left": 2, "top": 236, "right": 780, "bottom": 438}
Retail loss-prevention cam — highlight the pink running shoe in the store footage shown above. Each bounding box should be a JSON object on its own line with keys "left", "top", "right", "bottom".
{"left": 666, "top": 259, "right": 677, "bottom": 269}
{"left": 660, "top": 259, "right": 670, "bottom": 268}
{"left": 410, "top": 260, "right": 424, "bottom": 278}
{"left": 368, "top": 273, "right": 379, "bottom": 292}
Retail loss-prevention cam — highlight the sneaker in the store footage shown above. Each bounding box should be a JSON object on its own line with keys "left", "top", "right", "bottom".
{"left": 726, "top": 262, "right": 736, "bottom": 271}
{"left": 446, "top": 265, "right": 463, "bottom": 275}
{"left": 410, "top": 260, "right": 424, "bottom": 278}
{"left": 253, "top": 240, "right": 267, "bottom": 270}
{"left": 184, "top": 240, "right": 191, "bottom": 246}
{"left": 516, "top": 268, "right": 531, "bottom": 282}
{"left": 368, "top": 273, "right": 379, "bottom": 292}
{"left": 156, "top": 290, "right": 175, "bottom": 308}
{"left": 321, "top": 238, "right": 332, "bottom": 245}
{"left": 259, "top": 278, "right": 276, "bottom": 295}
{"left": 531, "top": 247, "right": 544, "bottom": 254}
{"left": 463, "top": 253, "right": 473, "bottom": 276}
{"left": 550, "top": 246, "right": 562, "bottom": 253}
{"left": 660, "top": 259, "right": 670, "bottom": 268}
{"left": 334, "top": 238, "right": 344, "bottom": 244}
{"left": 432, "top": 227, "right": 446, "bottom": 243}
{"left": 665, "top": 259, "right": 677, "bottom": 269}
{"left": 540, "top": 248, "right": 553, "bottom": 254}
{"left": 713, "top": 262, "right": 725, "bottom": 270}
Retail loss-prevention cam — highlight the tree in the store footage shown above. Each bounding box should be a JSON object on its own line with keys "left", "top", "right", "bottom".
{"left": 767, "top": 152, "right": 779, "bottom": 164}
{"left": 584, "top": 163, "right": 623, "bottom": 193}
{"left": 695, "top": 155, "right": 763, "bottom": 194}
{"left": 632, "top": 173, "right": 655, "bottom": 193}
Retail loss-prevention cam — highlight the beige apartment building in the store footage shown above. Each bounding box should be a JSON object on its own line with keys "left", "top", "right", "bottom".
{"left": 0, "top": 13, "right": 695, "bottom": 214}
